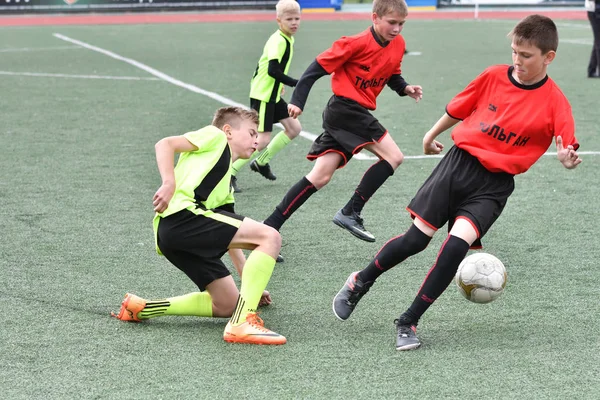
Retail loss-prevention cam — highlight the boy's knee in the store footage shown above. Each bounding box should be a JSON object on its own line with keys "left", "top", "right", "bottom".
{"left": 308, "top": 172, "right": 333, "bottom": 189}
{"left": 289, "top": 122, "right": 302, "bottom": 138}
{"left": 258, "top": 224, "right": 282, "bottom": 250}
{"left": 213, "top": 297, "right": 237, "bottom": 318}
{"left": 386, "top": 152, "right": 404, "bottom": 169}
{"left": 266, "top": 226, "right": 282, "bottom": 248}
{"left": 257, "top": 138, "right": 270, "bottom": 151}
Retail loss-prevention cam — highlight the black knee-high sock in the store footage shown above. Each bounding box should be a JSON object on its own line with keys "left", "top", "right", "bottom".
{"left": 342, "top": 160, "right": 394, "bottom": 215}
{"left": 263, "top": 177, "right": 317, "bottom": 231}
{"left": 358, "top": 225, "right": 431, "bottom": 282}
{"left": 398, "top": 235, "right": 470, "bottom": 326}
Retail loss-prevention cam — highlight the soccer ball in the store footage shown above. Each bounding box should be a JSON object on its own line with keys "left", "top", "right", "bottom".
{"left": 455, "top": 252, "right": 507, "bottom": 304}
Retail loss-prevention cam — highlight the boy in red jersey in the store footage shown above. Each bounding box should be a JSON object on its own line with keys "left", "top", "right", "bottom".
{"left": 332, "top": 14, "right": 582, "bottom": 350}
{"left": 262, "top": 0, "right": 423, "bottom": 244}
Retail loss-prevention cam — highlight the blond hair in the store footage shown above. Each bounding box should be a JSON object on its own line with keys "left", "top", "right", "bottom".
{"left": 276, "top": 0, "right": 301, "bottom": 17}
{"left": 508, "top": 14, "right": 558, "bottom": 54}
{"left": 212, "top": 106, "right": 259, "bottom": 130}
{"left": 372, "top": 0, "right": 408, "bottom": 17}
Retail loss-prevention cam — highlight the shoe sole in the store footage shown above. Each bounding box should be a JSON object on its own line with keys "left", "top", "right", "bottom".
{"left": 223, "top": 335, "right": 286, "bottom": 345}
{"left": 396, "top": 342, "right": 422, "bottom": 351}
{"left": 332, "top": 218, "right": 376, "bottom": 242}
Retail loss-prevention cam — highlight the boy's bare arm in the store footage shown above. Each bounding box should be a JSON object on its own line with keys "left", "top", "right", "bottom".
{"left": 153, "top": 136, "right": 198, "bottom": 212}
{"left": 422, "top": 113, "right": 460, "bottom": 155}
{"left": 228, "top": 248, "right": 246, "bottom": 277}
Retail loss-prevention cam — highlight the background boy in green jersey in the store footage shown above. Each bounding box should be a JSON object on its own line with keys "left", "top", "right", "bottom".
{"left": 112, "top": 106, "right": 286, "bottom": 346}
{"left": 230, "top": 0, "right": 302, "bottom": 192}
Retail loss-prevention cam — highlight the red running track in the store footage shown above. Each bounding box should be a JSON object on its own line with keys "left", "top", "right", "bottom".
{"left": 0, "top": 9, "right": 587, "bottom": 27}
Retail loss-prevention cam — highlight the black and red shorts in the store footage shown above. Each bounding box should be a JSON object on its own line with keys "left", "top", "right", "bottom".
{"left": 307, "top": 95, "right": 387, "bottom": 168}
{"left": 157, "top": 208, "right": 244, "bottom": 291}
{"left": 407, "top": 146, "right": 515, "bottom": 248}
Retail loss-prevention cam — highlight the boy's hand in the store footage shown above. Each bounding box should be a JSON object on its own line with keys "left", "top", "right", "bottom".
{"left": 404, "top": 85, "right": 423, "bottom": 103}
{"left": 288, "top": 104, "right": 302, "bottom": 119}
{"left": 423, "top": 138, "right": 444, "bottom": 155}
{"left": 556, "top": 135, "right": 582, "bottom": 169}
{"left": 153, "top": 182, "right": 175, "bottom": 213}
{"left": 259, "top": 290, "right": 272, "bottom": 307}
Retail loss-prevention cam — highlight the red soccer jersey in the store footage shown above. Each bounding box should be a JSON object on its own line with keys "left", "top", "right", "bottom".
{"left": 316, "top": 27, "right": 406, "bottom": 110}
{"left": 446, "top": 65, "right": 579, "bottom": 175}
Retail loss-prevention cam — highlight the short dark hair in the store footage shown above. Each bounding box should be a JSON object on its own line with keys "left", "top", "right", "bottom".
{"left": 372, "top": 0, "right": 408, "bottom": 18}
{"left": 211, "top": 106, "right": 259, "bottom": 130}
{"left": 508, "top": 14, "right": 558, "bottom": 54}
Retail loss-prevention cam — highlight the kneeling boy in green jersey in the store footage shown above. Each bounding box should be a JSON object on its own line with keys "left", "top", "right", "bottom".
{"left": 112, "top": 106, "right": 286, "bottom": 345}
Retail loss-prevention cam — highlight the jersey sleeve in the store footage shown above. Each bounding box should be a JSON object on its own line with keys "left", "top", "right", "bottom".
{"left": 183, "top": 127, "right": 227, "bottom": 153}
{"left": 267, "top": 34, "right": 286, "bottom": 62}
{"left": 445, "top": 69, "right": 489, "bottom": 120}
{"left": 316, "top": 36, "right": 356, "bottom": 74}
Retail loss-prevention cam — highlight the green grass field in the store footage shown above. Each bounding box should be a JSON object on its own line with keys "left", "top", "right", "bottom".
{"left": 1, "top": 16, "right": 599, "bottom": 399}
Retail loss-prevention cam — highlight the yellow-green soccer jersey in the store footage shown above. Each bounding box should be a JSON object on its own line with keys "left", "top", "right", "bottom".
{"left": 153, "top": 126, "right": 235, "bottom": 253}
{"left": 249, "top": 30, "right": 295, "bottom": 103}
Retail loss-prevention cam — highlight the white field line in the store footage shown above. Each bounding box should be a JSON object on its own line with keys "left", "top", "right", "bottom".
{"left": 52, "top": 33, "right": 600, "bottom": 160}
{"left": 561, "top": 38, "right": 593, "bottom": 45}
{"left": 480, "top": 20, "right": 590, "bottom": 30}
{"left": 0, "top": 45, "right": 82, "bottom": 53}
{"left": 0, "top": 70, "right": 160, "bottom": 80}
{"left": 52, "top": 32, "right": 375, "bottom": 160}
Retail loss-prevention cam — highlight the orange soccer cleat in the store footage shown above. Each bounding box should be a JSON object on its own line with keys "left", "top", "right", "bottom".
{"left": 111, "top": 293, "right": 146, "bottom": 322}
{"left": 223, "top": 313, "right": 286, "bottom": 345}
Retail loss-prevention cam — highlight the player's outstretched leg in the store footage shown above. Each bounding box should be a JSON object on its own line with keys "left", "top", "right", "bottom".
{"left": 332, "top": 271, "right": 374, "bottom": 320}
{"left": 394, "top": 234, "right": 470, "bottom": 350}
{"left": 332, "top": 209, "right": 375, "bottom": 242}
{"left": 111, "top": 292, "right": 215, "bottom": 321}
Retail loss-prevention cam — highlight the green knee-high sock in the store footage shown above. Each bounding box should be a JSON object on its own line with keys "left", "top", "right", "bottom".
{"left": 137, "top": 292, "right": 213, "bottom": 319}
{"left": 255, "top": 131, "right": 291, "bottom": 166}
{"left": 230, "top": 251, "right": 276, "bottom": 325}
{"left": 231, "top": 153, "right": 255, "bottom": 176}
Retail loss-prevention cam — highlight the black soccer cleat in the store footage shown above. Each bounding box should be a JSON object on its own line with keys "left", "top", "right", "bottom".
{"left": 250, "top": 160, "right": 277, "bottom": 181}
{"left": 276, "top": 253, "right": 284, "bottom": 263}
{"left": 332, "top": 209, "right": 375, "bottom": 242}
{"left": 394, "top": 321, "right": 421, "bottom": 351}
{"left": 230, "top": 176, "right": 242, "bottom": 193}
{"left": 332, "top": 271, "right": 374, "bottom": 321}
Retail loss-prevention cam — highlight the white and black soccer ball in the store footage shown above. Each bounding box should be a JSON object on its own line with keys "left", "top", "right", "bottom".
{"left": 455, "top": 252, "right": 507, "bottom": 304}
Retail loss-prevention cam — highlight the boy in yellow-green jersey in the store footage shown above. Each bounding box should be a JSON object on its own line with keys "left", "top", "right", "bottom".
{"left": 112, "top": 106, "right": 286, "bottom": 345}
{"left": 230, "top": 0, "right": 302, "bottom": 192}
